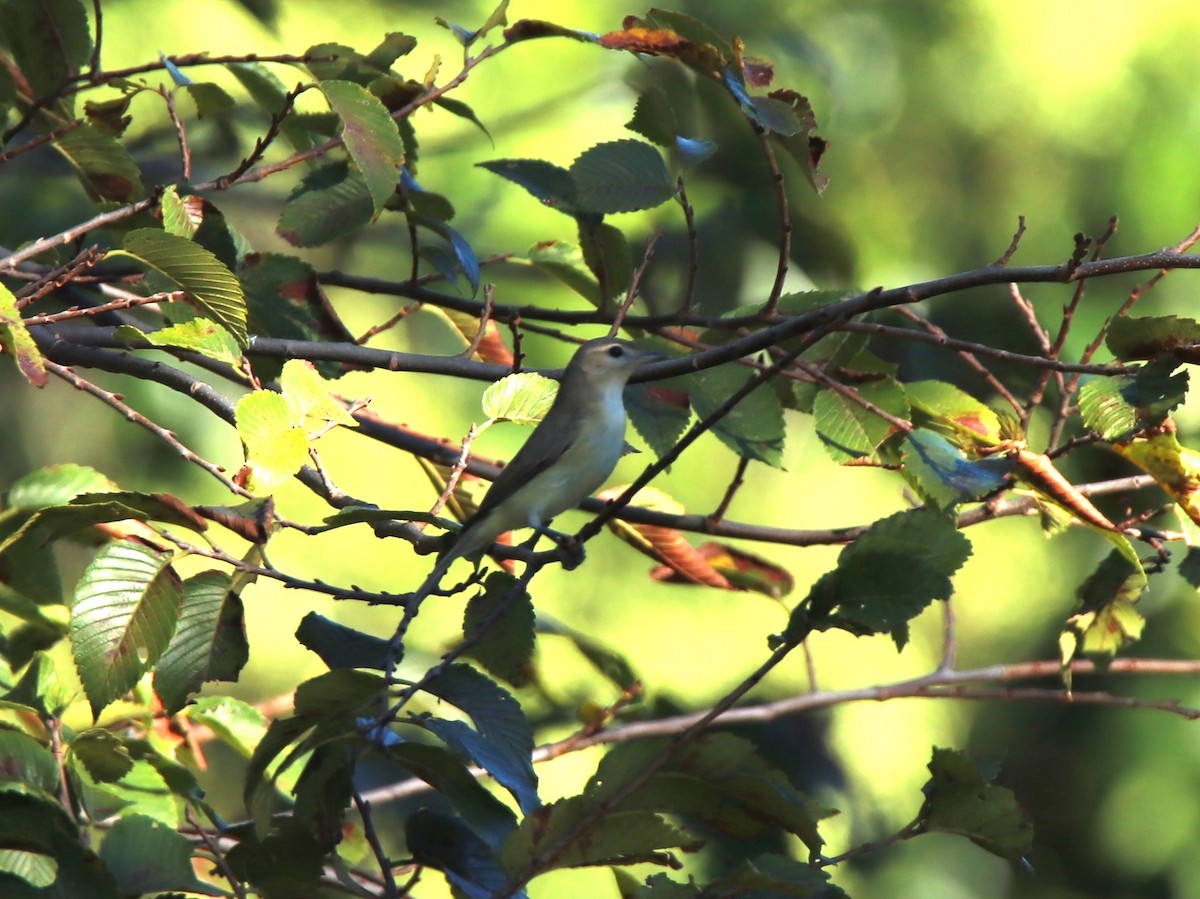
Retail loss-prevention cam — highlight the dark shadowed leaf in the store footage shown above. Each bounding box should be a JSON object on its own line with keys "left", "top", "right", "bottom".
{"left": 295, "top": 611, "right": 389, "bottom": 670}
{"left": 2, "top": 0, "right": 92, "bottom": 114}
{"left": 52, "top": 123, "right": 144, "bottom": 202}
{"left": 408, "top": 809, "right": 521, "bottom": 899}
{"left": 462, "top": 572, "right": 536, "bottom": 687}
{"left": 154, "top": 570, "right": 248, "bottom": 714}
{"left": 277, "top": 161, "right": 374, "bottom": 246}
{"left": 690, "top": 364, "right": 786, "bottom": 467}
{"left": 570, "top": 140, "right": 676, "bottom": 215}
{"left": 923, "top": 748, "right": 1033, "bottom": 860}
{"left": 477, "top": 157, "right": 577, "bottom": 213}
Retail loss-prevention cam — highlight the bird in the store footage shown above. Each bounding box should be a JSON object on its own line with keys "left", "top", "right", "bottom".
{"left": 410, "top": 337, "right": 663, "bottom": 597}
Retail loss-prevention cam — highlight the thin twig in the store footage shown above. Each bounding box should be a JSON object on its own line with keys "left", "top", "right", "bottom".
{"left": 676, "top": 175, "right": 700, "bottom": 312}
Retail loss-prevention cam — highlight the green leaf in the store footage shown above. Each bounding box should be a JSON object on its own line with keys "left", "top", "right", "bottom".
{"left": 463, "top": 572, "right": 536, "bottom": 687}
{"left": 120, "top": 228, "right": 248, "bottom": 344}
{"left": 813, "top": 376, "right": 908, "bottom": 462}
{"left": 154, "top": 570, "right": 249, "bottom": 714}
{"left": 703, "top": 853, "right": 848, "bottom": 897}
{"left": 185, "top": 695, "right": 266, "bottom": 758}
{"left": 590, "top": 733, "right": 832, "bottom": 856}
{"left": 99, "top": 813, "right": 223, "bottom": 895}
{"left": 906, "top": 380, "right": 1001, "bottom": 446}
{"left": 51, "top": 122, "right": 144, "bottom": 202}
{"left": 182, "top": 81, "right": 235, "bottom": 118}
{"left": 1077, "top": 359, "right": 1188, "bottom": 440}
{"left": 537, "top": 616, "right": 639, "bottom": 691}
{"left": 923, "top": 748, "right": 1032, "bottom": 860}
{"left": 117, "top": 315, "right": 242, "bottom": 367}
{"left": 1, "top": 0, "right": 92, "bottom": 113}
{"left": 320, "top": 79, "right": 405, "bottom": 215}
{"left": 0, "top": 727, "right": 60, "bottom": 794}
{"left": 365, "top": 32, "right": 418, "bottom": 70}
{"left": 295, "top": 611, "right": 390, "bottom": 669}
{"left": 235, "top": 389, "right": 309, "bottom": 492}
{"left": 501, "top": 798, "right": 693, "bottom": 872}
{"left": 579, "top": 220, "right": 632, "bottom": 305}
{"left": 5, "top": 464, "right": 115, "bottom": 510}
{"left": 276, "top": 161, "right": 374, "bottom": 246}
{"left": 417, "top": 664, "right": 539, "bottom": 814}
{"left": 0, "top": 793, "right": 120, "bottom": 898}
{"left": 68, "top": 728, "right": 133, "bottom": 783}
{"left": 1106, "top": 314, "right": 1200, "bottom": 361}
{"left": 482, "top": 372, "right": 557, "bottom": 425}
{"left": 0, "top": 282, "right": 46, "bottom": 386}
{"left": 569, "top": 139, "right": 676, "bottom": 215}
{"left": 1061, "top": 548, "right": 1147, "bottom": 666}
{"left": 477, "top": 157, "right": 577, "bottom": 213}
{"left": 240, "top": 252, "right": 356, "bottom": 379}
{"left": 791, "top": 509, "right": 972, "bottom": 646}
{"left": 690, "top": 364, "right": 786, "bottom": 467}
{"left": 280, "top": 358, "right": 358, "bottom": 426}
{"left": 227, "top": 61, "right": 316, "bottom": 152}
{"left": 526, "top": 241, "right": 601, "bottom": 305}
{"left": 70, "top": 540, "right": 183, "bottom": 718}
{"left": 626, "top": 86, "right": 678, "bottom": 147}
{"left": 1, "top": 653, "right": 71, "bottom": 718}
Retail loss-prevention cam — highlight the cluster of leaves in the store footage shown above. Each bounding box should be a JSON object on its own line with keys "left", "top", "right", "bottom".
{"left": 5, "top": 0, "right": 1200, "bottom": 897}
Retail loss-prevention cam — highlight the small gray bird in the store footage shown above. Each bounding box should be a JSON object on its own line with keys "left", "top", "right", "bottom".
{"left": 412, "top": 337, "right": 663, "bottom": 596}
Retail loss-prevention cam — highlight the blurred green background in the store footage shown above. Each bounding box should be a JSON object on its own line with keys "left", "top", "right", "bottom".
{"left": 5, "top": 0, "right": 1200, "bottom": 896}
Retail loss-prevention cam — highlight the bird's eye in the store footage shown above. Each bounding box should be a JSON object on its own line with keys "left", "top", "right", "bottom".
{"left": 606, "top": 345, "right": 626, "bottom": 359}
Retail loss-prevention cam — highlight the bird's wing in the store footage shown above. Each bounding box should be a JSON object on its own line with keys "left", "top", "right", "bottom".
{"left": 469, "top": 406, "right": 579, "bottom": 523}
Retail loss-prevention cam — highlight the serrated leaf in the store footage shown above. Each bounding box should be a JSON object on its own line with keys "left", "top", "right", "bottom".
{"left": 5, "top": 464, "right": 116, "bottom": 510}
{"left": 0, "top": 727, "right": 60, "bottom": 794}
{"left": 814, "top": 377, "right": 908, "bottom": 462}
{"left": 477, "top": 157, "right": 577, "bottom": 213}
{"left": 626, "top": 87, "right": 678, "bottom": 147}
{"left": 240, "top": 252, "right": 356, "bottom": 380}
{"left": 100, "top": 813, "right": 223, "bottom": 895}
{"left": 154, "top": 571, "right": 248, "bottom": 714}
{"left": 481, "top": 372, "right": 557, "bottom": 425}
{"left": 185, "top": 695, "right": 266, "bottom": 758}
{"left": 579, "top": 220, "right": 632, "bottom": 305}
{"left": 923, "top": 748, "right": 1032, "bottom": 860}
{"left": 52, "top": 122, "right": 144, "bottom": 202}
{"left": 277, "top": 161, "right": 374, "bottom": 246}
{"left": 0, "top": 282, "right": 47, "bottom": 386}
{"left": 1078, "top": 360, "right": 1188, "bottom": 440}
{"left": 117, "top": 315, "right": 241, "bottom": 367}
{"left": 1106, "top": 314, "right": 1200, "bottom": 361}
{"left": 462, "top": 572, "right": 535, "bottom": 687}
{"left": 320, "top": 79, "right": 404, "bottom": 215}
{"left": 295, "top": 611, "right": 389, "bottom": 670}
{"left": 690, "top": 364, "right": 786, "bottom": 467}
{"left": 501, "top": 798, "right": 693, "bottom": 872}
{"left": 280, "top": 359, "right": 358, "bottom": 426}
{"left": 906, "top": 380, "right": 1001, "bottom": 446}
{"left": 235, "top": 390, "right": 308, "bottom": 492}
{"left": 227, "top": 61, "right": 316, "bottom": 153}
{"left": 70, "top": 540, "right": 183, "bottom": 719}
{"left": 791, "top": 509, "right": 971, "bottom": 646}
{"left": 183, "top": 81, "right": 235, "bottom": 118}
{"left": 526, "top": 241, "right": 601, "bottom": 304}
{"left": 418, "top": 664, "right": 539, "bottom": 813}
{"left": 69, "top": 728, "right": 134, "bottom": 783}
{"left": 1061, "top": 548, "right": 1147, "bottom": 665}
{"left": 119, "top": 228, "right": 247, "bottom": 344}
{"left": 1114, "top": 430, "right": 1200, "bottom": 527}
{"left": 2, "top": 0, "right": 92, "bottom": 114}
{"left": 569, "top": 139, "right": 676, "bottom": 215}
{"left": 0, "top": 794, "right": 121, "bottom": 897}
